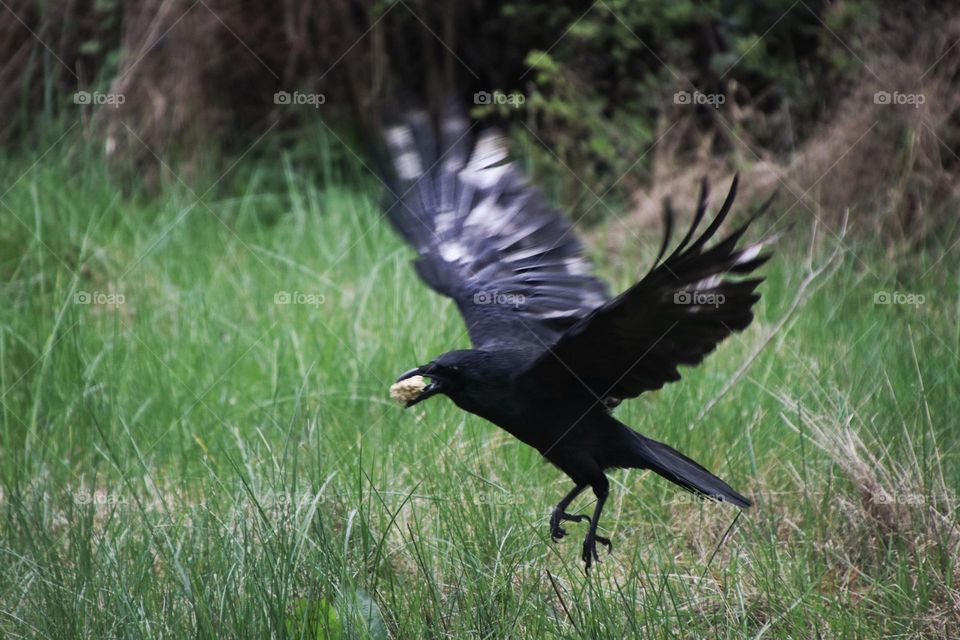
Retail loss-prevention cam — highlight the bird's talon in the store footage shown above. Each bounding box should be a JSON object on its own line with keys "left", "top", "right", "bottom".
{"left": 563, "top": 513, "right": 590, "bottom": 525}
{"left": 549, "top": 510, "right": 563, "bottom": 541}
{"left": 551, "top": 509, "right": 591, "bottom": 541}
{"left": 581, "top": 532, "right": 611, "bottom": 569}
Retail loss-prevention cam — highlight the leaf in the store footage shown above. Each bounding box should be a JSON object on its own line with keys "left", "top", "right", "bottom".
{"left": 335, "top": 588, "right": 388, "bottom": 640}
{"left": 523, "top": 50, "right": 559, "bottom": 75}
{"left": 285, "top": 598, "right": 341, "bottom": 640}
{"left": 79, "top": 41, "right": 101, "bottom": 56}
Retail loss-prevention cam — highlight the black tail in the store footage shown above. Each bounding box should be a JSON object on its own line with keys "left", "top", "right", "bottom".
{"left": 620, "top": 429, "right": 752, "bottom": 508}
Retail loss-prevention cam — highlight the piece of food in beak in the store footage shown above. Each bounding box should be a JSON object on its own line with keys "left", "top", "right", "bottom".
{"left": 390, "top": 375, "right": 427, "bottom": 405}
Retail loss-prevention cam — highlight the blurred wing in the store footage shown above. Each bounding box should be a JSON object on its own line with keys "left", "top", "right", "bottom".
{"left": 524, "top": 176, "right": 776, "bottom": 403}
{"left": 381, "top": 105, "right": 609, "bottom": 349}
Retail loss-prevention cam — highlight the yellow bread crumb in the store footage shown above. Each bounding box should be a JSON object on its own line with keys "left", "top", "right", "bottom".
{"left": 390, "top": 375, "right": 427, "bottom": 404}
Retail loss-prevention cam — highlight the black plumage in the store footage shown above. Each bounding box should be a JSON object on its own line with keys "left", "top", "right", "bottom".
{"left": 382, "top": 105, "right": 775, "bottom": 569}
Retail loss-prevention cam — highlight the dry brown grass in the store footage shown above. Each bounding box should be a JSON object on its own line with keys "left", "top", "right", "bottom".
{"left": 621, "top": 5, "right": 960, "bottom": 251}
{"left": 774, "top": 386, "right": 960, "bottom": 636}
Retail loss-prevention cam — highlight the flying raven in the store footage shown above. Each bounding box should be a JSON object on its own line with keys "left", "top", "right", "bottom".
{"left": 381, "top": 106, "right": 774, "bottom": 569}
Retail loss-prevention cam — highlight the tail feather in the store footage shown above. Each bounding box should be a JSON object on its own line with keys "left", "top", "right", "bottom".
{"left": 624, "top": 432, "right": 752, "bottom": 508}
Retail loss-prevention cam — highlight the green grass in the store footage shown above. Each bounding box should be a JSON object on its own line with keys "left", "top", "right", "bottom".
{"left": 1, "top": 130, "right": 958, "bottom": 638}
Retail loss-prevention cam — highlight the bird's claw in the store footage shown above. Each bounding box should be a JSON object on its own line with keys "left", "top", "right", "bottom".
{"left": 581, "top": 533, "right": 613, "bottom": 571}
{"left": 550, "top": 509, "right": 591, "bottom": 542}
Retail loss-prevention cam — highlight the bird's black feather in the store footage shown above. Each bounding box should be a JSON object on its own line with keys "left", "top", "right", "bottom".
{"left": 524, "top": 176, "right": 775, "bottom": 401}
{"left": 382, "top": 104, "right": 609, "bottom": 349}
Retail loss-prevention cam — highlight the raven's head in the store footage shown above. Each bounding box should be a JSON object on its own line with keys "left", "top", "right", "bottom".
{"left": 392, "top": 350, "right": 485, "bottom": 408}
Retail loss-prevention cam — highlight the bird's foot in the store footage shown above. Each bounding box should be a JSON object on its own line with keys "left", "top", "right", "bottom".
{"left": 550, "top": 508, "right": 590, "bottom": 542}
{"left": 581, "top": 532, "right": 613, "bottom": 571}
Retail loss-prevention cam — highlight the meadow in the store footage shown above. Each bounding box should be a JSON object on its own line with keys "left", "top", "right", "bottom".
{"left": 1, "top": 129, "right": 957, "bottom": 638}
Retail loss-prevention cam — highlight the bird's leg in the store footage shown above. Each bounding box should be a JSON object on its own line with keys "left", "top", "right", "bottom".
{"left": 581, "top": 478, "right": 612, "bottom": 571}
{"left": 549, "top": 484, "right": 588, "bottom": 541}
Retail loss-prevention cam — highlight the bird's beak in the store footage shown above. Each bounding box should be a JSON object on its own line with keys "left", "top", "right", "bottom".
{"left": 395, "top": 365, "right": 443, "bottom": 408}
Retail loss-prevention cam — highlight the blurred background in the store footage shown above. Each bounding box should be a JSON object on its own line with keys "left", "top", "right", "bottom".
{"left": 2, "top": 1, "right": 959, "bottom": 638}
{"left": 3, "top": 0, "right": 958, "bottom": 238}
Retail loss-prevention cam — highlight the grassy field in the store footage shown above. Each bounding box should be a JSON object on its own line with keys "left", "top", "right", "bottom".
{"left": 1, "top": 130, "right": 958, "bottom": 638}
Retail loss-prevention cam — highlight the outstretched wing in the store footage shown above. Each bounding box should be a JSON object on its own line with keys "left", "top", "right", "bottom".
{"left": 524, "top": 176, "right": 776, "bottom": 403}
{"left": 381, "top": 105, "right": 609, "bottom": 350}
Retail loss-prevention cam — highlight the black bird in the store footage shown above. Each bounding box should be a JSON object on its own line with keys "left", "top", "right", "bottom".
{"left": 381, "top": 106, "right": 774, "bottom": 569}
